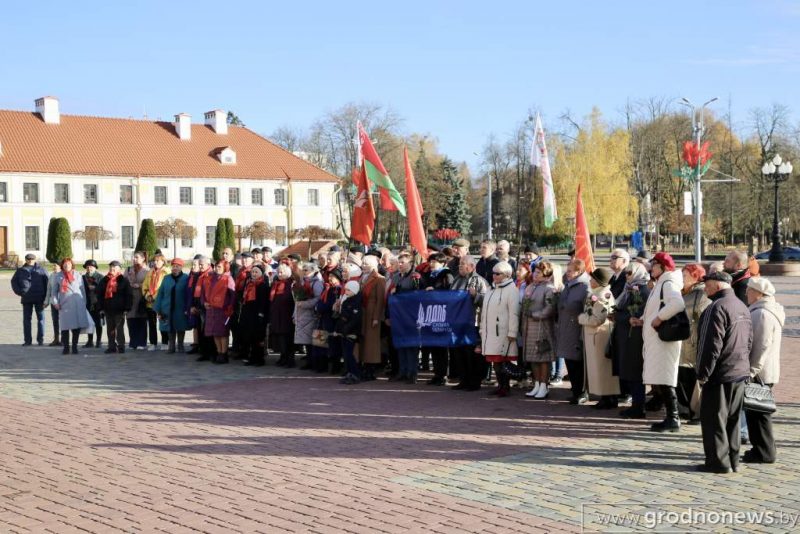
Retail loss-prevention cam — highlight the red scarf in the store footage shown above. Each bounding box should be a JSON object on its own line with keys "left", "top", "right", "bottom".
{"left": 320, "top": 282, "right": 342, "bottom": 303}
{"left": 194, "top": 267, "right": 212, "bottom": 298}
{"left": 270, "top": 278, "right": 288, "bottom": 301}
{"left": 205, "top": 273, "right": 232, "bottom": 309}
{"left": 236, "top": 268, "right": 251, "bottom": 292}
{"left": 61, "top": 269, "right": 75, "bottom": 293}
{"left": 105, "top": 273, "right": 120, "bottom": 299}
{"left": 243, "top": 276, "right": 265, "bottom": 303}
{"left": 148, "top": 267, "right": 165, "bottom": 297}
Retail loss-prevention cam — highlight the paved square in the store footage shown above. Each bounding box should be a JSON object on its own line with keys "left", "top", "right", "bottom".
{"left": 1, "top": 278, "right": 799, "bottom": 533}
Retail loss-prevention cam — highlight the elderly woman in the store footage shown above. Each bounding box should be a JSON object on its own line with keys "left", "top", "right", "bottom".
{"left": 360, "top": 255, "right": 386, "bottom": 382}
{"left": 478, "top": 261, "right": 519, "bottom": 397}
{"left": 271, "top": 263, "right": 296, "bottom": 367}
{"left": 743, "top": 277, "right": 783, "bottom": 464}
{"left": 153, "top": 258, "right": 189, "bottom": 354}
{"left": 143, "top": 253, "right": 170, "bottom": 351}
{"left": 677, "top": 263, "right": 711, "bottom": 422}
{"left": 335, "top": 281, "right": 364, "bottom": 385}
{"left": 239, "top": 264, "right": 271, "bottom": 367}
{"left": 579, "top": 267, "right": 620, "bottom": 409}
{"left": 51, "top": 258, "right": 91, "bottom": 354}
{"left": 125, "top": 251, "right": 150, "bottom": 350}
{"left": 315, "top": 268, "right": 344, "bottom": 374}
{"left": 613, "top": 262, "right": 651, "bottom": 418}
{"left": 523, "top": 261, "right": 557, "bottom": 399}
{"left": 82, "top": 260, "right": 104, "bottom": 349}
{"left": 557, "top": 258, "right": 591, "bottom": 404}
{"left": 201, "top": 260, "right": 236, "bottom": 364}
{"left": 642, "top": 252, "right": 687, "bottom": 433}
{"left": 44, "top": 262, "right": 62, "bottom": 346}
{"left": 293, "top": 262, "right": 324, "bottom": 371}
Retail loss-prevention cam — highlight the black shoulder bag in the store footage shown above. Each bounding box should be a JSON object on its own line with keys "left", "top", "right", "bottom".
{"left": 744, "top": 375, "right": 777, "bottom": 414}
{"left": 656, "top": 281, "right": 691, "bottom": 342}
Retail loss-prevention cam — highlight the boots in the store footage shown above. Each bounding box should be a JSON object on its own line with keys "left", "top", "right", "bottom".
{"left": 651, "top": 386, "right": 680, "bottom": 432}
{"left": 213, "top": 353, "right": 229, "bottom": 364}
{"left": 84, "top": 334, "right": 94, "bottom": 348}
{"left": 49, "top": 333, "right": 61, "bottom": 347}
{"left": 167, "top": 332, "right": 177, "bottom": 354}
{"left": 526, "top": 382, "right": 541, "bottom": 398}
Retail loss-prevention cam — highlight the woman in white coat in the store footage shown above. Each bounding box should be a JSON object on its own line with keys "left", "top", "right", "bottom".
{"left": 479, "top": 261, "right": 519, "bottom": 397}
{"left": 51, "top": 258, "right": 90, "bottom": 355}
{"left": 642, "top": 252, "right": 686, "bottom": 433}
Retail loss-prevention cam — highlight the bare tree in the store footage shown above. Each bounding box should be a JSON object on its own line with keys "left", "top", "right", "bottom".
{"left": 155, "top": 218, "right": 195, "bottom": 259}
{"left": 269, "top": 125, "right": 306, "bottom": 153}
{"left": 72, "top": 226, "right": 114, "bottom": 260}
{"left": 242, "top": 221, "right": 275, "bottom": 248}
{"left": 292, "top": 226, "right": 341, "bottom": 260}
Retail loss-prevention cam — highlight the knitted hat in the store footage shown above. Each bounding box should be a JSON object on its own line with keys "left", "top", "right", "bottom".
{"left": 344, "top": 281, "right": 360, "bottom": 295}
{"left": 589, "top": 267, "right": 614, "bottom": 287}
{"left": 747, "top": 277, "right": 775, "bottom": 297}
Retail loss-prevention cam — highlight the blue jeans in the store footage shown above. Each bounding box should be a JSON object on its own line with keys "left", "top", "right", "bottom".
{"left": 22, "top": 302, "right": 45, "bottom": 344}
{"left": 740, "top": 411, "right": 749, "bottom": 439}
{"left": 342, "top": 337, "right": 360, "bottom": 378}
{"left": 550, "top": 357, "right": 565, "bottom": 379}
{"left": 397, "top": 347, "right": 419, "bottom": 378}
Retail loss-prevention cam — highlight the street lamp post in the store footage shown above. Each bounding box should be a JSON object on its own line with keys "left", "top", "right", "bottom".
{"left": 680, "top": 97, "right": 718, "bottom": 263}
{"left": 761, "top": 154, "right": 793, "bottom": 263}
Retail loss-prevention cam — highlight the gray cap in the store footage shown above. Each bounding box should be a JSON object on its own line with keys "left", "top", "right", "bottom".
{"left": 24, "top": 253, "right": 36, "bottom": 261}
{"left": 703, "top": 271, "right": 733, "bottom": 284}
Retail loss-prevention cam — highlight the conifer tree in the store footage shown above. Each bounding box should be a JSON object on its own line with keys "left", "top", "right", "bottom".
{"left": 134, "top": 219, "right": 158, "bottom": 258}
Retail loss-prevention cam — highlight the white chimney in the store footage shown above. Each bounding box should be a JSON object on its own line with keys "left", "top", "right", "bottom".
{"left": 174, "top": 113, "right": 191, "bottom": 141}
{"left": 204, "top": 109, "right": 227, "bottom": 135}
{"left": 35, "top": 96, "right": 60, "bottom": 124}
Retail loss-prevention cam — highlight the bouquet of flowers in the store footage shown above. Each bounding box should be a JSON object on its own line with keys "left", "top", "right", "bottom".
{"left": 584, "top": 291, "right": 614, "bottom": 316}
{"left": 292, "top": 280, "right": 311, "bottom": 302}
{"left": 411, "top": 272, "right": 422, "bottom": 290}
{"left": 625, "top": 286, "right": 644, "bottom": 317}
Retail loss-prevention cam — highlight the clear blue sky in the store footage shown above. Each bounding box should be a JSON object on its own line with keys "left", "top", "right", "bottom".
{"left": 1, "top": 1, "right": 798, "bottom": 171}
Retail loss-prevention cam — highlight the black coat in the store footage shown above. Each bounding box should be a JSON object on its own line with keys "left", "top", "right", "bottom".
{"left": 334, "top": 293, "right": 363, "bottom": 338}
{"left": 11, "top": 263, "right": 49, "bottom": 304}
{"left": 612, "top": 284, "right": 651, "bottom": 381}
{"left": 239, "top": 279, "right": 270, "bottom": 342}
{"left": 423, "top": 268, "right": 454, "bottom": 290}
{"left": 696, "top": 288, "right": 752, "bottom": 385}
{"left": 83, "top": 272, "right": 104, "bottom": 312}
{"left": 476, "top": 255, "right": 499, "bottom": 284}
{"left": 730, "top": 269, "right": 751, "bottom": 305}
{"left": 609, "top": 272, "right": 627, "bottom": 299}
{"left": 97, "top": 275, "right": 133, "bottom": 314}
{"left": 315, "top": 285, "right": 341, "bottom": 332}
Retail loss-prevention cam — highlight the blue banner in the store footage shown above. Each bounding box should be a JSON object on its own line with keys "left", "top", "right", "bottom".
{"left": 388, "top": 290, "right": 479, "bottom": 348}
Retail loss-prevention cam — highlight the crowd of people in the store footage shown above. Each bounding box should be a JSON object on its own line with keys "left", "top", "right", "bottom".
{"left": 10, "top": 241, "right": 784, "bottom": 473}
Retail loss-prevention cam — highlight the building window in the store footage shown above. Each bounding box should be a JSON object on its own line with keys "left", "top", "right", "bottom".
{"left": 228, "top": 187, "right": 240, "bottom": 205}
{"left": 180, "top": 187, "right": 193, "bottom": 205}
{"left": 158, "top": 237, "right": 169, "bottom": 249}
{"left": 275, "top": 225, "right": 287, "bottom": 246}
{"left": 205, "top": 226, "right": 215, "bottom": 247}
{"left": 181, "top": 235, "right": 193, "bottom": 248}
{"left": 0, "top": 182, "right": 6, "bottom": 202}
{"left": 84, "top": 184, "right": 98, "bottom": 204}
{"left": 251, "top": 188, "right": 263, "bottom": 206}
{"left": 121, "top": 226, "right": 134, "bottom": 249}
{"left": 274, "top": 188, "right": 286, "bottom": 206}
{"left": 154, "top": 186, "right": 168, "bottom": 205}
{"left": 54, "top": 184, "right": 69, "bottom": 203}
{"left": 120, "top": 185, "right": 133, "bottom": 204}
{"left": 84, "top": 225, "right": 99, "bottom": 251}
{"left": 308, "top": 188, "right": 319, "bottom": 206}
{"left": 205, "top": 187, "right": 217, "bottom": 205}
{"left": 23, "top": 183, "right": 39, "bottom": 203}
{"left": 25, "top": 226, "right": 40, "bottom": 250}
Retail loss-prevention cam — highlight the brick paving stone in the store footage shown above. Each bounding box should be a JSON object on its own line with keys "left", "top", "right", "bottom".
{"left": 1, "top": 278, "right": 800, "bottom": 532}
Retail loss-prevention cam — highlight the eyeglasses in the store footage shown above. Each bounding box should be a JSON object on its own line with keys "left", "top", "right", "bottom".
{"left": 492, "top": 272, "right": 504, "bottom": 276}
{"left": 610, "top": 255, "right": 620, "bottom": 260}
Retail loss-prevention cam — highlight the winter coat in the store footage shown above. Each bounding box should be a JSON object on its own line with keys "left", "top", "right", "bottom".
{"left": 642, "top": 269, "right": 686, "bottom": 386}
{"left": 153, "top": 273, "right": 190, "bottom": 332}
{"left": 334, "top": 293, "right": 363, "bottom": 339}
{"left": 679, "top": 284, "right": 712, "bottom": 367}
{"left": 422, "top": 268, "right": 454, "bottom": 290}
{"left": 239, "top": 279, "right": 270, "bottom": 342}
{"left": 185, "top": 269, "right": 207, "bottom": 329}
{"left": 612, "top": 282, "right": 650, "bottom": 382}
{"left": 476, "top": 255, "right": 500, "bottom": 284}
{"left": 479, "top": 278, "right": 519, "bottom": 356}
{"left": 749, "top": 296, "right": 784, "bottom": 385}
{"left": 390, "top": 270, "right": 420, "bottom": 294}
{"left": 578, "top": 284, "right": 620, "bottom": 396}
{"left": 83, "top": 271, "right": 103, "bottom": 313}
{"left": 51, "top": 273, "right": 90, "bottom": 331}
{"left": 609, "top": 271, "right": 627, "bottom": 299}
{"left": 45, "top": 271, "right": 61, "bottom": 307}
{"left": 124, "top": 266, "right": 149, "bottom": 318}
{"left": 142, "top": 266, "right": 170, "bottom": 309}
{"left": 555, "top": 273, "right": 591, "bottom": 361}
{"left": 269, "top": 279, "right": 295, "bottom": 335}
{"left": 522, "top": 281, "right": 556, "bottom": 363}
{"left": 359, "top": 271, "right": 386, "bottom": 364}
{"left": 97, "top": 275, "right": 133, "bottom": 315}
{"left": 315, "top": 284, "right": 342, "bottom": 333}
{"left": 11, "top": 263, "right": 48, "bottom": 304}
{"left": 696, "top": 288, "right": 752, "bottom": 385}
{"left": 730, "top": 269, "right": 751, "bottom": 305}
{"left": 452, "top": 271, "right": 489, "bottom": 312}
{"left": 293, "top": 276, "right": 323, "bottom": 345}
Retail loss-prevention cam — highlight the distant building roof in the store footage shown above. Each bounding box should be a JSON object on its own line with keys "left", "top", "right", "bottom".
{"left": 276, "top": 240, "right": 338, "bottom": 260}
{"left": 0, "top": 110, "right": 339, "bottom": 182}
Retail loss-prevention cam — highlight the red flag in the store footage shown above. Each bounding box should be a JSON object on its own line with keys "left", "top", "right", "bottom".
{"left": 350, "top": 163, "right": 374, "bottom": 245}
{"left": 404, "top": 146, "right": 428, "bottom": 258}
{"left": 574, "top": 184, "right": 595, "bottom": 273}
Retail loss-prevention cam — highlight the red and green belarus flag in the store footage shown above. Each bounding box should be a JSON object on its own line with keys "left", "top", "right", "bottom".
{"left": 358, "top": 122, "right": 406, "bottom": 216}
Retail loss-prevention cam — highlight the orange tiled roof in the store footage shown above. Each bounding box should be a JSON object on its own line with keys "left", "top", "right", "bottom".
{"left": 0, "top": 110, "right": 339, "bottom": 182}
{"left": 276, "top": 240, "right": 338, "bottom": 260}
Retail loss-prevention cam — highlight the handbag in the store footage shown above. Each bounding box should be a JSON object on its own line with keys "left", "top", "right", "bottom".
{"left": 743, "top": 375, "right": 776, "bottom": 414}
{"left": 311, "top": 328, "right": 329, "bottom": 348}
{"left": 656, "top": 282, "right": 690, "bottom": 342}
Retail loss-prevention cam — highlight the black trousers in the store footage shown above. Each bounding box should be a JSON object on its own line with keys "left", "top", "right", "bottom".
{"left": 106, "top": 312, "right": 126, "bottom": 350}
{"left": 452, "top": 346, "right": 481, "bottom": 387}
{"left": 564, "top": 358, "right": 585, "bottom": 398}
{"left": 147, "top": 309, "right": 168, "bottom": 346}
{"left": 87, "top": 310, "right": 103, "bottom": 344}
{"left": 745, "top": 404, "right": 777, "bottom": 463}
{"left": 431, "top": 347, "right": 449, "bottom": 380}
{"left": 676, "top": 366, "right": 697, "bottom": 417}
{"left": 61, "top": 328, "right": 80, "bottom": 349}
{"left": 700, "top": 381, "right": 745, "bottom": 470}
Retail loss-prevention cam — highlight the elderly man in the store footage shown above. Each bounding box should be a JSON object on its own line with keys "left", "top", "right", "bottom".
{"left": 609, "top": 249, "right": 631, "bottom": 299}
{"left": 451, "top": 255, "right": 489, "bottom": 391}
{"left": 743, "top": 277, "right": 783, "bottom": 464}
{"left": 695, "top": 271, "right": 753, "bottom": 473}
{"left": 723, "top": 250, "right": 750, "bottom": 304}
{"left": 11, "top": 253, "right": 49, "bottom": 346}
{"left": 476, "top": 240, "right": 499, "bottom": 284}
{"left": 496, "top": 240, "right": 517, "bottom": 277}
{"left": 447, "top": 238, "right": 471, "bottom": 272}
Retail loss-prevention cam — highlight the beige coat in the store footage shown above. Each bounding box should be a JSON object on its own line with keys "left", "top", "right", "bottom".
{"left": 749, "top": 297, "right": 784, "bottom": 385}
{"left": 642, "top": 269, "right": 685, "bottom": 386}
{"left": 479, "top": 279, "right": 519, "bottom": 356}
{"left": 578, "top": 285, "right": 620, "bottom": 396}
{"left": 358, "top": 271, "right": 385, "bottom": 364}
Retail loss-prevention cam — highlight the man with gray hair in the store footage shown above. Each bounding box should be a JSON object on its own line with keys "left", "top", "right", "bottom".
{"left": 609, "top": 248, "right": 631, "bottom": 299}
{"left": 451, "top": 254, "right": 489, "bottom": 391}
{"left": 695, "top": 270, "right": 753, "bottom": 473}
{"left": 723, "top": 250, "right": 751, "bottom": 304}
{"left": 496, "top": 240, "right": 517, "bottom": 278}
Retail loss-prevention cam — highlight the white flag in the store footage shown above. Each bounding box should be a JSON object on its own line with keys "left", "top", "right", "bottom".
{"left": 531, "top": 113, "right": 558, "bottom": 228}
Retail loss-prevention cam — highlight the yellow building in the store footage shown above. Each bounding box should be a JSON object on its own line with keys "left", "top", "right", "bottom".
{"left": 0, "top": 97, "right": 340, "bottom": 263}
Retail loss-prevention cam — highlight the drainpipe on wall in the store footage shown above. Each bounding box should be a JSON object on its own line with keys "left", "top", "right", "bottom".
{"left": 134, "top": 175, "right": 142, "bottom": 235}
{"left": 286, "top": 176, "right": 293, "bottom": 244}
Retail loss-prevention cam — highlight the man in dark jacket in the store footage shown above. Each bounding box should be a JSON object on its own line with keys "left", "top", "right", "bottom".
{"left": 422, "top": 252, "right": 455, "bottom": 385}
{"left": 450, "top": 255, "right": 489, "bottom": 391}
{"left": 97, "top": 261, "right": 133, "bottom": 354}
{"left": 11, "top": 253, "right": 49, "bottom": 346}
{"left": 723, "top": 250, "right": 750, "bottom": 304}
{"left": 608, "top": 249, "right": 631, "bottom": 299}
{"left": 695, "top": 271, "right": 753, "bottom": 473}
{"left": 475, "top": 240, "right": 499, "bottom": 284}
